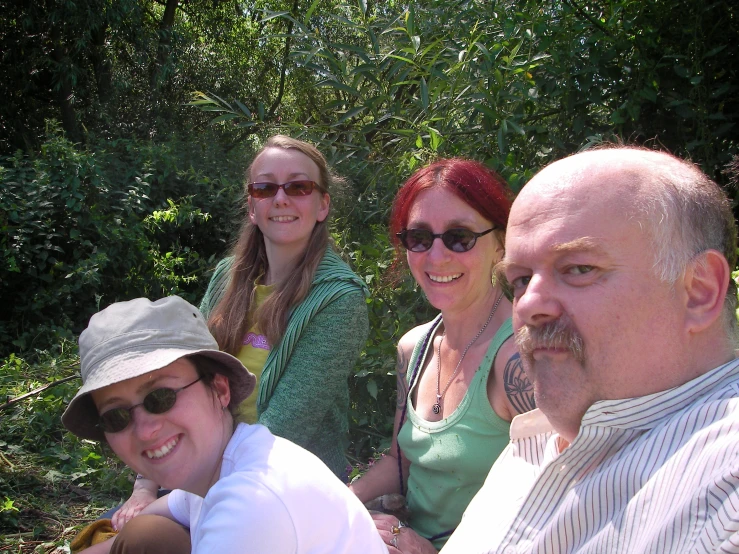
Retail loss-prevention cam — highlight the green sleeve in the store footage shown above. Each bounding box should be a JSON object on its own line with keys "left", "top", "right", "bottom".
{"left": 199, "top": 257, "right": 234, "bottom": 318}
{"left": 257, "top": 289, "right": 369, "bottom": 453}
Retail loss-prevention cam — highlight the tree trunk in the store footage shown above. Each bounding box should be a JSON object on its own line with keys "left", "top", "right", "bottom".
{"left": 150, "top": 0, "right": 180, "bottom": 91}
{"left": 268, "top": 0, "right": 299, "bottom": 117}
{"left": 90, "top": 22, "right": 113, "bottom": 103}
{"left": 48, "top": 26, "right": 82, "bottom": 143}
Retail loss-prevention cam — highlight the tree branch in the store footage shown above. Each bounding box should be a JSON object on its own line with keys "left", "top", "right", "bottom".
{"left": 0, "top": 376, "right": 78, "bottom": 412}
{"left": 562, "top": 0, "right": 614, "bottom": 38}
{"left": 268, "top": 0, "right": 299, "bottom": 117}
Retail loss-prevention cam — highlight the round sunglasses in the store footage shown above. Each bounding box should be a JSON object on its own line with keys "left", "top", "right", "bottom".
{"left": 97, "top": 377, "right": 202, "bottom": 434}
{"left": 247, "top": 180, "right": 319, "bottom": 199}
{"left": 397, "top": 227, "right": 496, "bottom": 253}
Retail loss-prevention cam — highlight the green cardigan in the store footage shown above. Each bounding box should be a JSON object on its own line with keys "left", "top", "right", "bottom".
{"left": 200, "top": 247, "right": 370, "bottom": 477}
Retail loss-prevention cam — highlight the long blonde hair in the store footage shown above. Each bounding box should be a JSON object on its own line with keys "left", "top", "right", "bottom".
{"left": 207, "top": 135, "right": 339, "bottom": 354}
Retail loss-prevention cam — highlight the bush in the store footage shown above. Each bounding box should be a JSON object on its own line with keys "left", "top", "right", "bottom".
{"left": 0, "top": 124, "right": 248, "bottom": 357}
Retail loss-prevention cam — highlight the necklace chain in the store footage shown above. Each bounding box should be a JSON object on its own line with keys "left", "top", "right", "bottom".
{"left": 433, "top": 293, "right": 503, "bottom": 415}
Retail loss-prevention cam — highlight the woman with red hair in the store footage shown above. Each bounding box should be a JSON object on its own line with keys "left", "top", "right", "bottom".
{"left": 350, "top": 158, "right": 535, "bottom": 552}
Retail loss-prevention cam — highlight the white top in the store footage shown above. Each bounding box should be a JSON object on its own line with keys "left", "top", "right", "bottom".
{"left": 442, "top": 358, "right": 739, "bottom": 554}
{"left": 168, "top": 423, "right": 387, "bottom": 554}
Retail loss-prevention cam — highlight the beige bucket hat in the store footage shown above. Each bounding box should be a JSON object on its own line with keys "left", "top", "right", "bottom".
{"left": 62, "top": 296, "right": 256, "bottom": 441}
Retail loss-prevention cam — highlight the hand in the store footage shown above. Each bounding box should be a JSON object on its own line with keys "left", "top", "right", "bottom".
{"left": 111, "top": 486, "right": 157, "bottom": 531}
{"left": 371, "top": 513, "right": 438, "bottom": 554}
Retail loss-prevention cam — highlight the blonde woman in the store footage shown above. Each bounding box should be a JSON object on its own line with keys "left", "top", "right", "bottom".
{"left": 114, "top": 136, "right": 369, "bottom": 533}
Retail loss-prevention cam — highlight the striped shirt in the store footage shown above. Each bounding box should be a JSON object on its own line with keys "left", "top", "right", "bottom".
{"left": 442, "top": 358, "right": 739, "bottom": 554}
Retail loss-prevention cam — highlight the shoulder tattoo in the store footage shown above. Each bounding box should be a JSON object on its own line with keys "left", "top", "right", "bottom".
{"left": 395, "top": 345, "right": 410, "bottom": 409}
{"left": 503, "top": 353, "right": 535, "bottom": 415}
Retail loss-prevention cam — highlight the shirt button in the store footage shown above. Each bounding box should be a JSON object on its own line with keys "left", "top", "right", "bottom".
{"left": 503, "top": 546, "right": 517, "bottom": 554}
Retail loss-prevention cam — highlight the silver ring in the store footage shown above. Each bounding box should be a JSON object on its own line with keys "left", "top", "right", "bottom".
{"left": 397, "top": 519, "right": 407, "bottom": 528}
{"left": 391, "top": 534, "right": 398, "bottom": 548}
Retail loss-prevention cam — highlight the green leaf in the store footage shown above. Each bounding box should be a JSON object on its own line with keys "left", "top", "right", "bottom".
{"left": 209, "top": 113, "right": 239, "bottom": 125}
{"left": 335, "top": 106, "right": 367, "bottom": 125}
{"left": 234, "top": 100, "right": 252, "bottom": 118}
{"left": 420, "top": 77, "right": 428, "bottom": 110}
{"left": 703, "top": 45, "right": 727, "bottom": 59}
{"left": 357, "top": 0, "right": 368, "bottom": 17}
{"left": 367, "top": 379, "right": 378, "bottom": 399}
{"left": 497, "top": 126, "right": 506, "bottom": 153}
{"left": 411, "top": 36, "right": 421, "bottom": 54}
{"left": 304, "top": 0, "right": 321, "bottom": 24}
{"left": 673, "top": 65, "right": 690, "bottom": 78}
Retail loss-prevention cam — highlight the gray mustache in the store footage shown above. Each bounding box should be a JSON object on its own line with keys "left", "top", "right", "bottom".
{"left": 515, "top": 317, "right": 585, "bottom": 364}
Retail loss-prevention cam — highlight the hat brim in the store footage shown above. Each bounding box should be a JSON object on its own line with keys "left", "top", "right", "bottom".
{"left": 62, "top": 348, "right": 255, "bottom": 441}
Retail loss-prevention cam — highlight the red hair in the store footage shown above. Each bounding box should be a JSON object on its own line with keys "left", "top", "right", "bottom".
{"left": 389, "top": 158, "right": 512, "bottom": 254}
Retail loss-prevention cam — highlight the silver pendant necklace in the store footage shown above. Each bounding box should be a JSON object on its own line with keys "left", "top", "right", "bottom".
{"left": 433, "top": 293, "right": 503, "bottom": 415}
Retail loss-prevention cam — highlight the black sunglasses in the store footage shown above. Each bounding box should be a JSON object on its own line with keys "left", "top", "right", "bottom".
{"left": 397, "top": 227, "right": 496, "bottom": 253}
{"left": 97, "top": 377, "right": 202, "bottom": 434}
{"left": 247, "top": 180, "right": 319, "bottom": 199}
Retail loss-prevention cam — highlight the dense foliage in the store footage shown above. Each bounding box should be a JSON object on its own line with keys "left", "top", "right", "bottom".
{"left": 1, "top": 0, "right": 737, "bottom": 549}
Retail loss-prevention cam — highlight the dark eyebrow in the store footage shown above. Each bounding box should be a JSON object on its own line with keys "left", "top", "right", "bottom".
{"left": 96, "top": 374, "right": 175, "bottom": 412}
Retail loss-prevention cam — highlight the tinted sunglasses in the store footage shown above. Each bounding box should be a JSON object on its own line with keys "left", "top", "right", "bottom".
{"left": 397, "top": 227, "right": 496, "bottom": 253}
{"left": 247, "top": 180, "right": 319, "bottom": 199}
{"left": 97, "top": 377, "right": 202, "bottom": 434}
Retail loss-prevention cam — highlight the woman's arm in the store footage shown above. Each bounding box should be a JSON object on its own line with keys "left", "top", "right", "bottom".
{"left": 257, "top": 291, "right": 368, "bottom": 451}
{"left": 489, "top": 338, "right": 536, "bottom": 421}
{"left": 111, "top": 476, "right": 158, "bottom": 531}
{"left": 349, "top": 332, "right": 418, "bottom": 503}
{"left": 138, "top": 494, "right": 175, "bottom": 519}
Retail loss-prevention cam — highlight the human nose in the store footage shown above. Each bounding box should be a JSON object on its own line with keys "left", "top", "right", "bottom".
{"left": 129, "top": 405, "right": 164, "bottom": 441}
{"left": 272, "top": 185, "right": 290, "bottom": 206}
{"left": 425, "top": 235, "right": 452, "bottom": 261}
{"left": 513, "top": 273, "right": 562, "bottom": 326}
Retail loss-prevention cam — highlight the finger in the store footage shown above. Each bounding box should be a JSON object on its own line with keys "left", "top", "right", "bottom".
{"left": 111, "top": 511, "right": 123, "bottom": 531}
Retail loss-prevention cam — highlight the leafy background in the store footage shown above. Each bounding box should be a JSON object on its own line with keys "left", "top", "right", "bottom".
{"left": 1, "top": 0, "right": 737, "bottom": 551}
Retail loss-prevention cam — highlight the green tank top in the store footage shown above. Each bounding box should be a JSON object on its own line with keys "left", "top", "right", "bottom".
{"left": 397, "top": 315, "right": 513, "bottom": 550}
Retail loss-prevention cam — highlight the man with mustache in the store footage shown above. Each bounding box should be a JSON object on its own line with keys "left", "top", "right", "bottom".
{"left": 439, "top": 147, "right": 739, "bottom": 554}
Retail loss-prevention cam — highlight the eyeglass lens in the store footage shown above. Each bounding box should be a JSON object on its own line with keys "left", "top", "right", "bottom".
{"left": 247, "top": 180, "right": 317, "bottom": 198}
{"left": 98, "top": 377, "right": 202, "bottom": 433}
{"left": 398, "top": 228, "right": 494, "bottom": 253}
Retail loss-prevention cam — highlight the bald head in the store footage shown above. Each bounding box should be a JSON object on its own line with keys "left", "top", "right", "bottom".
{"left": 503, "top": 147, "right": 736, "bottom": 439}
{"left": 514, "top": 147, "right": 737, "bottom": 341}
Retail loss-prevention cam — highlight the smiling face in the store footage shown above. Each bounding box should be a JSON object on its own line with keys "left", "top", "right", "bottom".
{"left": 503, "top": 155, "right": 688, "bottom": 441}
{"left": 91, "top": 359, "right": 232, "bottom": 496}
{"left": 405, "top": 186, "right": 502, "bottom": 315}
{"left": 248, "top": 147, "right": 330, "bottom": 262}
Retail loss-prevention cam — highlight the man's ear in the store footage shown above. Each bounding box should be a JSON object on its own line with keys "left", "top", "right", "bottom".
{"left": 213, "top": 373, "right": 231, "bottom": 409}
{"left": 684, "top": 249, "right": 731, "bottom": 334}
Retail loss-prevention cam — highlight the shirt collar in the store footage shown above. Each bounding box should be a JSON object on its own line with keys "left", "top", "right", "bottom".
{"left": 509, "top": 357, "right": 739, "bottom": 439}
{"left": 582, "top": 357, "right": 739, "bottom": 429}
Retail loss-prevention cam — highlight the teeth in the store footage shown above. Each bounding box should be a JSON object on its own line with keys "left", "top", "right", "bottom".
{"left": 145, "top": 437, "right": 178, "bottom": 459}
{"left": 428, "top": 274, "right": 461, "bottom": 283}
{"left": 271, "top": 216, "right": 297, "bottom": 222}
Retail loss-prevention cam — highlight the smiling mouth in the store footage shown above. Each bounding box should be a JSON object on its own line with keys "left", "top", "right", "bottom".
{"left": 270, "top": 216, "right": 297, "bottom": 222}
{"left": 428, "top": 273, "right": 461, "bottom": 283}
{"left": 145, "top": 436, "right": 179, "bottom": 460}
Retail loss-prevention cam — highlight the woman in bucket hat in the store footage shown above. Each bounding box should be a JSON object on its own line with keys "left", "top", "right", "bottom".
{"left": 63, "top": 296, "right": 386, "bottom": 554}
{"left": 116, "top": 135, "right": 369, "bottom": 531}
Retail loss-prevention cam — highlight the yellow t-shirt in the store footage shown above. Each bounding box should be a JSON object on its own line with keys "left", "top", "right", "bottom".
{"left": 234, "top": 284, "right": 274, "bottom": 423}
